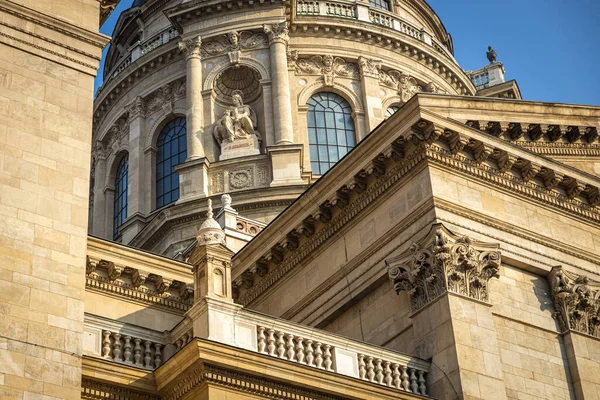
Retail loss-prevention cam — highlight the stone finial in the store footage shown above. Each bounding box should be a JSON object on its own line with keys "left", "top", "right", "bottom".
{"left": 386, "top": 224, "right": 501, "bottom": 311}
{"left": 196, "top": 199, "right": 225, "bottom": 246}
{"left": 548, "top": 266, "right": 600, "bottom": 338}
{"left": 486, "top": 46, "right": 497, "bottom": 63}
{"left": 221, "top": 194, "right": 233, "bottom": 210}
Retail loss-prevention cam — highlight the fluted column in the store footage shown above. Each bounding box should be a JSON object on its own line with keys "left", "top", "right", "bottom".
{"left": 264, "top": 22, "right": 294, "bottom": 145}
{"left": 179, "top": 36, "right": 204, "bottom": 160}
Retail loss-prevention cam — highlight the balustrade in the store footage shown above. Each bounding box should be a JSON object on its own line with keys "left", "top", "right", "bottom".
{"left": 101, "top": 330, "right": 163, "bottom": 369}
{"left": 326, "top": 2, "right": 356, "bottom": 18}
{"left": 369, "top": 9, "right": 393, "bottom": 28}
{"left": 256, "top": 325, "right": 428, "bottom": 396}
{"left": 297, "top": 0, "right": 320, "bottom": 14}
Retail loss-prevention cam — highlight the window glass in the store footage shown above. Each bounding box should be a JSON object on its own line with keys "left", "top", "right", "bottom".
{"left": 306, "top": 93, "right": 356, "bottom": 175}
{"left": 113, "top": 154, "right": 128, "bottom": 239}
{"left": 156, "top": 117, "right": 187, "bottom": 209}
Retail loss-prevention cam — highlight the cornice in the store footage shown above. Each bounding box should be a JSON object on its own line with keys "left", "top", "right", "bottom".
{"left": 233, "top": 101, "right": 600, "bottom": 307}
{"left": 0, "top": 1, "right": 109, "bottom": 74}
{"left": 289, "top": 20, "right": 474, "bottom": 96}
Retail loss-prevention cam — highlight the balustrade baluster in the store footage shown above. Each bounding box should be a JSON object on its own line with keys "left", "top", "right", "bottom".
{"left": 285, "top": 334, "right": 296, "bottom": 361}
{"left": 314, "top": 342, "right": 323, "bottom": 369}
{"left": 102, "top": 331, "right": 112, "bottom": 359}
{"left": 123, "top": 336, "right": 132, "bottom": 363}
{"left": 392, "top": 363, "right": 401, "bottom": 389}
{"left": 276, "top": 332, "right": 286, "bottom": 358}
{"left": 305, "top": 339, "right": 315, "bottom": 367}
{"left": 358, "top": 355, "right": 366, "bottom": 379}
{"left": 401, "top": 366, "right": 410, "bottom": 391}
{"left": 295, "top": 337, "right": 305, "bottom": 364}
{"left": 154, "top": 343, "right": 162, "bottom": 368}
{"left": 384, "top": 361, "right": 393, "bottom": 386}
{"left": 267, "top": 329, "right": 276, "bottom": 356}
{"left": 375, "top": 358, "right": 384, "bottom": 384}
{"left": 257, "top": 327, "right": 267, "bottom": 354}
{"left": 366, "top": 356, "right": 375, "bottom": 382}
{"left": 409, "top": 368, "right": 419, "bottom": 393}
{"left": 133, "top": 338, "right": 142, "bottom": 365}
{"left": 323, "top": 344, "right": 333, "bottom": 371}
{"left": 418, "top": 370, "right": 427, "bottom": 395}
{"left": 112, "top": 333, "right": 122, "bottom": 361}
{"left": 143, "top": 341, "right": 152, "bottom": 368}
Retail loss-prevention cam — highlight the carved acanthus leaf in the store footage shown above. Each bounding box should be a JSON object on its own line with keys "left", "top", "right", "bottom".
{"left": 387, "top": 224, "right": 501, "bottom": 311}
{"left": 293, "top": 55, "right": 359, "bottom": 85}
{"left": 548, "top": 266, "right": 600, "bottom": 338}
{"left": 378, "top": 68, "right": 423, "bottom": 102}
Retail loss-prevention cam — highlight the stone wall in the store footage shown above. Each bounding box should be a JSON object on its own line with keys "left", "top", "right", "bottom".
{"left": 0, "top": 1, "right": 107, "bottom": 398}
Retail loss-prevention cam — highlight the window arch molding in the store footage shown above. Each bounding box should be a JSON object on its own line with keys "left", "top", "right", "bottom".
{"left": 145, "top": 109, "right": 187, "bottom": 149}
{"left": 104, "top": 147, "right": 129, "bottom": 188}
{"left": 298, "top": 81, "right": 364, "bottom": 114}
{"left": 306, "top": 92, "right": 357, "bottom": 175}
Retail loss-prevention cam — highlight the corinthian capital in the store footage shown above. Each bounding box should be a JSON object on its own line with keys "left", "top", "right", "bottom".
{"left": 548, "top": 266, "right": 600, "bottom": 338}
{"left": 178, "top": 36, "right": 202, "bottom": 60}
{"left": 263, "top": 22, "right": 289, "bottom": 45}
{"left": 358, "top": 56, "right": 380, "bottom": 78}
{"left": 386, "top": 224, "right": 501, "bottom": 312}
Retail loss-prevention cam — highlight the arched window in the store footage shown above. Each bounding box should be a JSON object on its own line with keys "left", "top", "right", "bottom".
{"left": 307, "top": 92, "right": 356, "bottom": 175}
{"left": 156, "top": 117, "right": 187, "bottom": 208}
{"left": 386, "top": 105, "right": 400, "bottom": 117}
{"left": 369, "top": 0, "right": 390, "bottom": 11}
{"left": 113, "top": 154, "right": 128, "bottom": 239}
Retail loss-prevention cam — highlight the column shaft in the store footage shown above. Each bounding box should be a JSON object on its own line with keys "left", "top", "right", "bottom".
{"left": 181, "top": 37, "right": 204, "bottom": 160}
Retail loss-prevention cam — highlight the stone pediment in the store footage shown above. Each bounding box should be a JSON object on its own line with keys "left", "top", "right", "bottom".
{"left": 232, "top": 94, "right": 600, "bottom": 307}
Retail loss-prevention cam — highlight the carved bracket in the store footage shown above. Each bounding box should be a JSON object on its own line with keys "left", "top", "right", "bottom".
{"left": 548, "top": 266, "right": 600, "bottom": 338}
{"left": 387, "top": 224, "right": 501, "bottom": 311}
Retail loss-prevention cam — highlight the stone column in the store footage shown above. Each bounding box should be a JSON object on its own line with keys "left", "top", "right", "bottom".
{"left": 387, "top": 224, "right": 507, "bottom": 400}
{"left": 264, "top": 22, "right": 294, "bottom": 144}
{"left": 548, "top": 266, "right": 600, "bottom": 399}
{"left": 179, "top": 36, "right": 204, "bottom": 160}
{"left": 120, "top": 97, "right": 146, "bottom": 243}
{"left": 358, "top": 56, "right": 384, "bottom": 133}
{"left": 91, "top": 144, "right": 107, "bottom": 238}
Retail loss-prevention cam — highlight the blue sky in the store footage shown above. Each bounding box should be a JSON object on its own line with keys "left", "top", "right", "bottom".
{"left": 95, "top": 0, "right": 600, "bottom": 106}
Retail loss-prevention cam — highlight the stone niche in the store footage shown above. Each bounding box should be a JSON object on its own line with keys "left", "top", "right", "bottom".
{"left": 212, "top": 65, "right": 265, "bottom": 161}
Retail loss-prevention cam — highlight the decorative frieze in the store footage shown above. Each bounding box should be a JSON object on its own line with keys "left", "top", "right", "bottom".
{"left": 201, "top": 30, "right": 269, "bottom": 57}
{"left": 85, "top": 256, "right": 194, "bottom": 311}
{"left": 386, "top": 224, "right": 501, "bottom": 311}
{"left": 82, "top": 378, "right": 160, "bottom": 400}
{"left": 548, "top": 266, "right": 600, "bottom": 338}
{"left": 293, "top": 54, "right": 359, "bottom": 86}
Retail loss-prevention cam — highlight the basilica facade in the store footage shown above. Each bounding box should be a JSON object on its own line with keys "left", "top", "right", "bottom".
{"left": 1, "top": 0, "right": 599, "bottom": 399}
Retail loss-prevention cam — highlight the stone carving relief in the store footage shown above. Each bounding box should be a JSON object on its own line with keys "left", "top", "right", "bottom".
{"left": 145, "top": 79, "right": 186, "bottom": 114}
{"left": 209, "top": 164, "right": 271, "bottom": 194}
{"left": 387, "top": 224, "right": 501, "bottom": 311}
{"left": 293, "top": 55, "right": 359, "bottom": 86}
{"left": 229, "top": 168, "right": 254, "bottom": 189}
{"left": 213, "top": 91, "right": 262, "bottom": 145}
{"left": 378, "top": 68, "right": 422, "bottom": 102}
{"left": 178, "top": 36, "right": 201, "bottom": 59}
{"left": 201, "top": 31, "right": 269, "bottom": 58}
{"left": 263, "top": 22, "right": 289, "bottom": 45}
{"left": 548, "top": 266, "right": 600, "bottom": 338}
{"left": 127, "top": 96, "right": 146, "bottom": 121}
{"left": 358, "top": 56, "right": 381, "bottom": 78}
{"left": 210, "top": 172, "right": 225, "bottom": 194}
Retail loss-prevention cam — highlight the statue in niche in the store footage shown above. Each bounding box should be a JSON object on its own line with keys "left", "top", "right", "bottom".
{"left": 213, "top": 91, "right": 262, "bottom": 145}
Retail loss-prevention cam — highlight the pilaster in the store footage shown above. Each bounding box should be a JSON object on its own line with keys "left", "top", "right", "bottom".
{"left": 358, "top": 56, "right": 384, "bottom": 132}
{"left": 175, "top": 158, "right": 210, "bottom": 203}
{"left": 92, "top": 147, "right": 108, "bottom": 237}
{"left": 387, "top": 223, "right": 506, "bottom": 400}
{"left": 548, "top": 266, "right": 600, "bottom": 399}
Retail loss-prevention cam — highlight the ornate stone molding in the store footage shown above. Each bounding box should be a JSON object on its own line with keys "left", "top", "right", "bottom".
{"left": 127, "top": 96, "right": 146, "bottom": 121}
{"left": 293, "top": 55, "right": 359, "bottom": 86}
{"left": 144, "top": 79, "right": 186, "bottom": 116}
{"left": 377, "top": 68, "right": 443, "bottom": 102}
{"left": 82, "top": 378, "right": 160, "bottom": 400}
{"left": 548, "top": 266, "right": 600, "bottom": 338}
{"left": 263, "top": 22, "right": 289, "bottom": 45}
{"left": 86, "top": 256, "right": 194, "bottom": 312}
{"left": 386, "top": 224, "right": 501, "bottom": 311}
{"left": 178, "top": 36, "right": 202, "bottom": 60}
{"left": 358, "top": 56, "right": 381, "bottom": 78}
{"left": 201, "top": 30, "right": 269, "bottom": 58}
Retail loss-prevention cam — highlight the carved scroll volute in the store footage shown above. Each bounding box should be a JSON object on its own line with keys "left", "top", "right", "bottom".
{"left": 548, "top": 266, "right": 600, "bottom": 338}
{"left": 263, "top": 22, "right": 289, "bottom": 45}
{"left": 387, "top": 224, "right": 501, "bottom": 312}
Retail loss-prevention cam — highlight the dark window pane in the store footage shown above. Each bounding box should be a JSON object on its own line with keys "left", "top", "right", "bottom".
{"left": 156, "top": 117, "right": 187, "bottom": 208}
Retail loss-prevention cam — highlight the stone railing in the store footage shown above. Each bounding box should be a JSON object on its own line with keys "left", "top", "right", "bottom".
{"left": 107, "top": 27, "right": 179, "bottom": 81}
{"left": 469, "top": 71, "right": 490, "bottom": 88}
{"left": 101, "top": 330, "right": 164, "bottom": 370}
{"left": 255, "top": 325, "right": 429, "bottom": 396}
{"left": 296, "top": 0, "right": 455, "bottom": 64}
{"left": 201, "top": 299, "right": 431, "bottom": 397}
{"left": 236, "top": 215, "right": 266, "bottom": 236}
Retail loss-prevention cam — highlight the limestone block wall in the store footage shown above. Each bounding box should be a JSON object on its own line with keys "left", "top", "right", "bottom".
{"left": 0, "top": 1, "right": 108, "bottom": 398}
